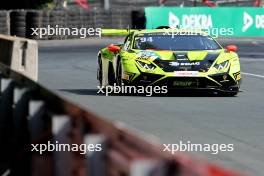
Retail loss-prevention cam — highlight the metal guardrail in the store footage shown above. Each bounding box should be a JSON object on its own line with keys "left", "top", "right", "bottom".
{"left": 0, "top": 62, "right": 242, "bottom": 176}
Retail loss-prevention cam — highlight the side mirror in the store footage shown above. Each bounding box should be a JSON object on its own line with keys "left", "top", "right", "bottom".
{"left": 225, "top": 45, "right": 238, "bottom": 52}
{"left": 108, "top": 44, "right": 121, "bottom": 53}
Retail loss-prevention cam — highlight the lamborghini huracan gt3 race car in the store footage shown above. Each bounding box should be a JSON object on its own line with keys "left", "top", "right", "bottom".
{"left": 97, "top": 29, "right": 241, "bottom": 96}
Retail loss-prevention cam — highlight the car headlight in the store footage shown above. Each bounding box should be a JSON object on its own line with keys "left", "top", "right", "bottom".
{"left": 214, "top": 60, "right": 229, "bottom": 70}
{"left": 136, "top": 60, "right": 155, "bottom": 70}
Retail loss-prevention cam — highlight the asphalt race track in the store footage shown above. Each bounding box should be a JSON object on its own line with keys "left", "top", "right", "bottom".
{"left": 39, "top": 38, "right": 264, "bottom": 175}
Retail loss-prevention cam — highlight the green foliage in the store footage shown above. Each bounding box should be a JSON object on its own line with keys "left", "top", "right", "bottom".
{"left": 36, "top": 0, "right": 56, "bottom": 10}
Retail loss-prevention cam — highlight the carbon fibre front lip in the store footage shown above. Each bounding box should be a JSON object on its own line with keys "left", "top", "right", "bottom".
{"left": 124, "top": 75, "right": 239, "bottom": 92}
{"left": 166, "top": 87, "right": 239, "bottom": 93}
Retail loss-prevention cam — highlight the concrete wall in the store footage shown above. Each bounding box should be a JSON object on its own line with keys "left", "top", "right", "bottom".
{"left": 0, "top": 34, "right": 38, "bottom": 81}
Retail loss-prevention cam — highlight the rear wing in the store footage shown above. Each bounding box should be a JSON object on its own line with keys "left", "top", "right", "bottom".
{"left": 101, "top": 28, "right": 218, "bottom": 38}
{"left": 101, "top": 29, "right": 139, "bottom": 36}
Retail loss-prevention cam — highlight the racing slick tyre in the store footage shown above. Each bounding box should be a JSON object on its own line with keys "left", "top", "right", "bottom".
{"left": 108, "top": 62, "right": 115, "bottom": 86}
{"left": 116, "top": 58, "right": 126, "bottom": 86}
{"left": 97, "top": 56, "right": 103, "bottom": 86}
{"left": 97, "top": 55, "right": 115, "bottom": 87}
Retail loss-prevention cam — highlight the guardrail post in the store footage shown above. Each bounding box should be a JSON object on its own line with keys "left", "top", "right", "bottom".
{"left": 28, "top": 100, "right": 46, "bottom": 141}
{"left": 130, "top": 160, "right": 166, "bottom": 176}
{"left": 13, "top": 87, "right": 30, "bottom": 138}
{"left": 84, "top": 134, "right": 106, "bottom": 176}
{"left": 52, "top": 115, "right": 73, "bottom": 176}
{"left": 12, "top": 87, "right": 31, "bottom": 175}
{"left": 28, "top": 100, "right": 53, "bottom": 176}
{"left": 0, "top": 78, "right": 14, "bottom": 118}
{"left": 0, "top": 77, "right": 14, "bottom": 174}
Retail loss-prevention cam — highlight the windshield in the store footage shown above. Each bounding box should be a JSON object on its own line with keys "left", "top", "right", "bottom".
{"left": 133, "top": 33, "right": 221, "bottom": 51}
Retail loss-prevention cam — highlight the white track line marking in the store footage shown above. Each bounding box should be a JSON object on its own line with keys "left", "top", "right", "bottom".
{"left": 242, "top": 72, "right": 264, "bottom": 78}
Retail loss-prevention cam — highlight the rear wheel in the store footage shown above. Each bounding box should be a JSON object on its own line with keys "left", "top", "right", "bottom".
{"left": 97, "top": 56, "right": 103, "bottom": 86}
{"left": 116, "top": 59, "right": 123, "bottom": 86}
{"left": 108, "top": 62, "right": 115, "bottom": 86}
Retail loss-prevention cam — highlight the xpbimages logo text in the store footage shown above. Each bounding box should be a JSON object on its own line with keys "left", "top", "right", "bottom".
{"left": 97, "top": 83, "right": 168, "bottom": 96}
{"left": 163, "top": 27, "right": 234, "bottom": 38}
{"left": 163, "top": 141, "right": 234, "bottom": 155}
{"left": 31, "top": 25, "right": 102, "bottom": 38}
{"left": 31, "top": 141, "right": 102, "bottom": 155}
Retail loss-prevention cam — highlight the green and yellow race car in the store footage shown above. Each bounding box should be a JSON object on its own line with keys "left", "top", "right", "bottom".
{"left": 97, "top": 29, "right": 241, "bottom": 96}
